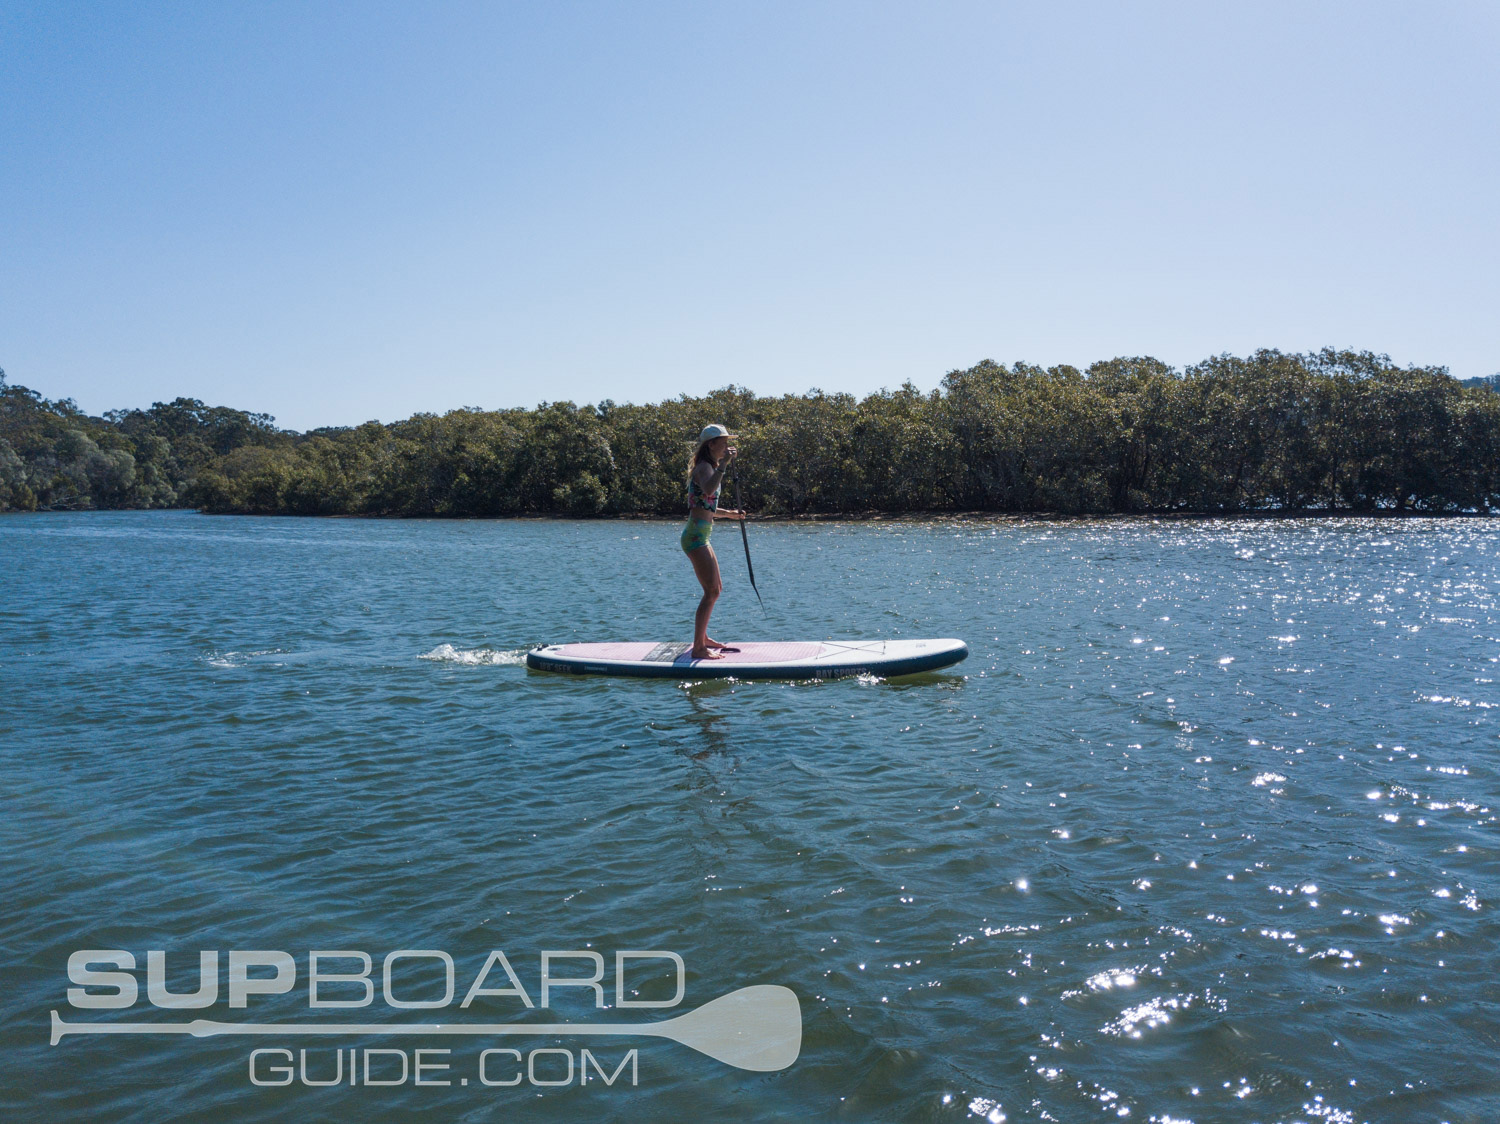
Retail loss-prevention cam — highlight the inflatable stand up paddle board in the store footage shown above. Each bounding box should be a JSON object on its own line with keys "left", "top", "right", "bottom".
{"left": 526, "top": 639, "right": 968, "bottom": 680}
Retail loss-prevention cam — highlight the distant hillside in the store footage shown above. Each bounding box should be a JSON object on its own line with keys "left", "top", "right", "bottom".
{"left": 1461, "top": 373, "right": 1500, "bottom": 392}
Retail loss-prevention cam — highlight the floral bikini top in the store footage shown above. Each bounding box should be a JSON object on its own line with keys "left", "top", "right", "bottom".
{"left": 688, "top": 470, "right": 719, "bottom": 516}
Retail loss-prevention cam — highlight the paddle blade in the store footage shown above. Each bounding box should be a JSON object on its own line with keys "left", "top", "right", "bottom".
{"left": 663, "top": 985, "right": 801, "bottom": 1072}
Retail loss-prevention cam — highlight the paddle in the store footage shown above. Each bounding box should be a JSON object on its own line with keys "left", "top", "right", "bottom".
{"left": 50, "top": 984, "right": 803, "bottom": 1072}
{"left": 734, "top": 473, "right": 765, "bottom": 612}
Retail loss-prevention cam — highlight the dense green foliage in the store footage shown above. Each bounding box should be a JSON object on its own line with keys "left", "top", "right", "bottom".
{"left": 3, "top": 351, "right": 1499, "bottom": 517}
{"left": 0, "top": 369, "right": 286, "bottom": 512}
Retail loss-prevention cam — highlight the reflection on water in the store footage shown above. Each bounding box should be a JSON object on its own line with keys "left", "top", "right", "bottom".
{"left": 2, "top": 511, "right": 1498, "bottom": 1122}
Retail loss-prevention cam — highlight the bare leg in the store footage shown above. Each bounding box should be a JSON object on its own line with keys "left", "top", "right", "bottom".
{"left": 688, "top": 544, "right": 724, "bottom": 659}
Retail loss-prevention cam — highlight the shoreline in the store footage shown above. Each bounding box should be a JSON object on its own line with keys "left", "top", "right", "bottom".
{"left": 10, "top": 507, "right": 1500, "bottom": 523}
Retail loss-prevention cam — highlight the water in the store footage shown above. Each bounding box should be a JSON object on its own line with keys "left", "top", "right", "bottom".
{"left": 2, "top": 510, "right": 1497, "bottom": 1123}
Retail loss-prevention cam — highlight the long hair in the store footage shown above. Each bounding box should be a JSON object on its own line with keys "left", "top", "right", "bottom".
{"left": 686, "top": 440, "right": 715, "bottom": 481}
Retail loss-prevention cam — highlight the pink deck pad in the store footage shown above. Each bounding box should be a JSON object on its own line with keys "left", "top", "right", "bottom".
{"left": 697, "top": 642, "right": 823, "bottom": 663}
{"left": 554, "top": 642, "right": 658, "bottom": 660}
{"left": 555, "top": 642, "right": 824, "bottom": 664}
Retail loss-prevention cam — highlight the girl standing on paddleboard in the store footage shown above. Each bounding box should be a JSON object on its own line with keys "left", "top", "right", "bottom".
{"left": 683, "top": 424, "right": 746, "bottom": 659}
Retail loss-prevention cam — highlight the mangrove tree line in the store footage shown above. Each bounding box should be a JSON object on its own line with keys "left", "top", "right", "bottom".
{"left": 3, "top": 351, "right": 1499, "bottom": 517}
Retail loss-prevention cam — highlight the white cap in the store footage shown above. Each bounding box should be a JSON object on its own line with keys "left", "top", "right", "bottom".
{"left": 697, "top": 424, "right": 739, "bottom": 444}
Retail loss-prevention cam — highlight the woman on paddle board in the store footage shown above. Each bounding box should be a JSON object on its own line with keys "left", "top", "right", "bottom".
{"left": 683, "top": 424, "right": 746, "bottom": 659}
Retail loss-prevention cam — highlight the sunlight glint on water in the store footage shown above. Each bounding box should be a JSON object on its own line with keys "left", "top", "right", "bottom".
{"left": 1, "top": 511, "right": 1497, "bottom": 1122}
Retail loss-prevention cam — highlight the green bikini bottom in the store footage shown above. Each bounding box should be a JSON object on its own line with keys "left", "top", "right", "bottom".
{"left": 680, "top": 516, "right": 713, "bottom": 553}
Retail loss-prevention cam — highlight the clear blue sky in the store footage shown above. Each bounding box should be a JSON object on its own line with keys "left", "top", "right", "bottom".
{"left": 2, "top": 1, "right": 1496, "bottom": 431}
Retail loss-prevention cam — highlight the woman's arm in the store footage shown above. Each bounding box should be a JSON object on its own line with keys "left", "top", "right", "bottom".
{"left": 694, "top": 450, "right": 736, "bottom": 499}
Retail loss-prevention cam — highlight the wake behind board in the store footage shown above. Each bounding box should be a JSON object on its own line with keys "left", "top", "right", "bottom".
{"left": 526, "top": 639, "right": 968, "bottom": 680}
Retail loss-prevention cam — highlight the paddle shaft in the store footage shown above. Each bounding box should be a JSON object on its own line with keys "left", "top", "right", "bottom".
{"left": 733, "top": 474, "right": 765, "bottom": 611}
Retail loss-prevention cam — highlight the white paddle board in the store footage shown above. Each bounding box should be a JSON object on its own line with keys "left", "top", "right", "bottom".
{"left": 526, "top": 638, "right": 968, "bottom": 680}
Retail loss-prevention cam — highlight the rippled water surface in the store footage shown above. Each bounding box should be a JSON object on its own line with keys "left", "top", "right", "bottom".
{"left": 3, "top": 511, "right": 1498, "bottom": 1123}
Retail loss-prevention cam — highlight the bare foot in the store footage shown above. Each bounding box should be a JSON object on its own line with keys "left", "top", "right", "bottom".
{"left": 690, "top": 647, "right": 726, "bottom": 660}
{"left": 705, "top": 638, "right": 740, "bottom": 652}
